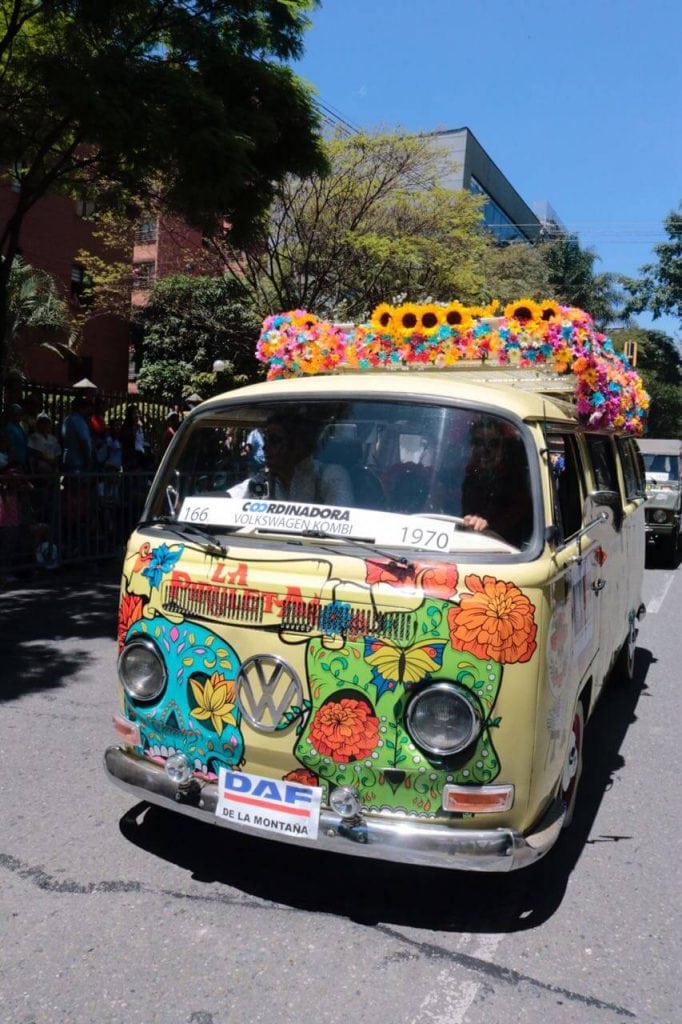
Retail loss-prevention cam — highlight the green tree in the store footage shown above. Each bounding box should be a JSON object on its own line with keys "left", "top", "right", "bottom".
{"left": 480, "top": 240, "right": 554, "bottom": 306}
{"left": 609, "top": 327, "right": 682, "bottom": 437}
{"left": 0, "top": 0, "right": 327, "bottom": 373}
{"left": 216, "top": 131, "right": 488, "bottom": 320}
{"left": 135, "top": 274, "right": 262, "bottom": 404}
{"left": 2, "top": 255, "right": 72, "bottom": 370}
{"left": 622, "top": 205, "right": 682, "bottom": 323}
{"left": 540, "top": 236, "right": 620, "bottom": 328}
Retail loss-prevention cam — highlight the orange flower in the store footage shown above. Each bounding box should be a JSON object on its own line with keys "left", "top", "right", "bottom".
{"left": 118, "top": 593, "right": 144, "bottom": 649}
{"left": 416, "top": 563, "right": 458, "bottom": 598}
{"left": 448, "top": 574, "right": 537, "bottom": 664}
{"left": 283, "top": 768, "right": 319, "bottom": 787}
{"left": 309, "top": 698, "right": 379, "bottom": 763}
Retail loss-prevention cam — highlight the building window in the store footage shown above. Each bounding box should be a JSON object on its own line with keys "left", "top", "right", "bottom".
{"left": 135, "top": 219, "right": 158, "bottom": 244}
{"left": 470, "top": 178, "right": 526, "bottom": 243}
{"left": 71, "top": 264, "right": 93, "bottom": 305}
{"left": 132, "top": 261, "right": 155, "bottom": 289}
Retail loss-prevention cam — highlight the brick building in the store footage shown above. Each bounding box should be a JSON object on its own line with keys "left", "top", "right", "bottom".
{"left": 0, "top": 183, "right": 132, "bottom": 391}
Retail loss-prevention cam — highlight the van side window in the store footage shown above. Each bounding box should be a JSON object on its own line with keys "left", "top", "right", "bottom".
{"left": 617, "top": 438, "right": 643, "bottom": 500}
{"left": 547, "top": 433, "right": 583, "bottom": 542}
{"left": 585, "top": 434, "right": 620, "bottom": 493}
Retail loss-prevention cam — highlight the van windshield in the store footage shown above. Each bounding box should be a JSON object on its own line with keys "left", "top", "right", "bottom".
{"left": 149, "top": 399, "right": 536, "bottom": 555}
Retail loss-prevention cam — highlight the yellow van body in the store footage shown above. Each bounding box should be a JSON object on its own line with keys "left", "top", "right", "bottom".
{"left": 106, "top": 359, "right": 646, "bottom": 871}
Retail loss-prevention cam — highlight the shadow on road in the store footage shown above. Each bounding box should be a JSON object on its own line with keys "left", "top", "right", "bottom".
{"left": 118, "top": 646, "right": 654, "bottom": 934}
{"left": 0, "top": 560, "right": 120, "bottom": 701}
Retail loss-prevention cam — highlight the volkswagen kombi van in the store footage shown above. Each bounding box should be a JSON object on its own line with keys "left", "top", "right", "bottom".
{"left": 106, "top": 300, "right": 648, "bottom": 871}
{"left": 637, "top": 437, "right": 682, "bottom": 565}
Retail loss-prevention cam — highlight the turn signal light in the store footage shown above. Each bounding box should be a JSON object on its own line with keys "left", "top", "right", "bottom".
{"left": 442, "top": 784, "right": 514, "bottom": 813}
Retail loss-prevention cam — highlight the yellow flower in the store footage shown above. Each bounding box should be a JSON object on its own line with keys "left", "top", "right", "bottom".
{"left": 190, "top": 672, "right": 237, "bottom": 736}
{"left": 442, "top": 300, "right": 473, "bottom": 331}
{"left": 504, "top": 298, "right": 542, "bottom": 323}
{"left": 469, "top": 300, "right": 500, "bottom": 320}
{"left": 290, "top": 311, "right": 318, "bottom": 330}
{"left": 539, "top": 299, "right": 561, "bottom": 322}
{"left": 370, "top": 303, "right": 396, "bottom": 334}
{"left": 417, "top": 304, "right": 444, "bottom": 335}
{"left": 395, "top": 302, "right": 422, "bottom": 335}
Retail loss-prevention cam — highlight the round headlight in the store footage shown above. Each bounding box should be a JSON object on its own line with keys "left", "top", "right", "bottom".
{"left": 406, "top": 682, "right": 482, "bottom": 756}
{"left": 653, "top": 508, "right": 669, "bottom": 524}
{"left": 118, "top": 638, "right": 167, "bottom": 701}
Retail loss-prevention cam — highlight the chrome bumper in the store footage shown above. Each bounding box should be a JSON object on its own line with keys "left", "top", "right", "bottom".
{"left": 104, "top": 746, "right": 565, "bottom": 873}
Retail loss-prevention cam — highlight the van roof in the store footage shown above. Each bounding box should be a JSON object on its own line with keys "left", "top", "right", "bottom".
{"left": 637, "top": 438, "right": 682, "bottom": 455}
{"left": 203, "top": 369, "right": 578, "bottom": 425}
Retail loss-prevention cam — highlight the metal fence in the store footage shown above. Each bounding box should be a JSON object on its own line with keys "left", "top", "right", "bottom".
{"left": 0, "top": 469, "right": 153, "bottom": 577}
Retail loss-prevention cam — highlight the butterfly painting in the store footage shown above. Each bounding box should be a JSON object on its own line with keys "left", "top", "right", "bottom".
{"left": 364, "top": 637, "right": 445, "bottom": 699}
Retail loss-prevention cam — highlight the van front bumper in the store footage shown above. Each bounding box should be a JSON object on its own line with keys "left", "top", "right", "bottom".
{"left": 105, "top": 746, "right": 565, "bottom": 873}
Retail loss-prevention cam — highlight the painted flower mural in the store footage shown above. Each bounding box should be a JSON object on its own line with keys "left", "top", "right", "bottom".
{"left": 448, "top": 574, "right": 537, "bottom": 664}
{"left": 309, "top": 697, "right": 380, "bottom": 763}
{"left": 189, "top": 672, "right": 238, "bottom": 736}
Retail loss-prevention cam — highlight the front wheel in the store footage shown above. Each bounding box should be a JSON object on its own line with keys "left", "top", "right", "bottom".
{"left": 560, "top": 701, "right": 584, "bottom": 829}
{"left": 613, "top": 616, "right": 637, "bottom": 685}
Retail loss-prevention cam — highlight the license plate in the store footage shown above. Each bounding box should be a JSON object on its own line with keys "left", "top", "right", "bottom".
{"left": 216, "top": 768, "right": 323, "bottom": 840}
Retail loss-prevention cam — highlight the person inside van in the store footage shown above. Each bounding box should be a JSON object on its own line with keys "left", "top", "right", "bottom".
{"left": 228, "top": 413, "right": 354, "bottom": 506}
{"left": 461, "top": 418, "right": 533, "bottom": 548}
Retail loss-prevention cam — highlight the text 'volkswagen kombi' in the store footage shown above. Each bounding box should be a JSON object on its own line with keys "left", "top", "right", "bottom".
{"left": 106, "top": 299, "right": 648, "bottom": 871}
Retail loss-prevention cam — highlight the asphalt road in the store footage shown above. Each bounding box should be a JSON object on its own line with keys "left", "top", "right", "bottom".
{"left": 1, "top": 552, "right": 681, "bottom": 1024}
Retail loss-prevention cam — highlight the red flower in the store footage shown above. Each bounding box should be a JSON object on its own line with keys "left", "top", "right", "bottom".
{"left": 309, "top": 698, "right": 379, "bottom": 763}
{"left": 416, "top": 563, "right": 458, "bottom": 598}
{"left": 365, "top": 558, "right": 417, "bottom": 588}
{"left": 283, "top": 768, "right": 319, "bottom": 788}
{"left": 118, "top": 593, "right": 144, "bottom": 649}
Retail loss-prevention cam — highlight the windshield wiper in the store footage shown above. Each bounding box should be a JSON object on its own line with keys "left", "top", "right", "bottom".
{"left": 138, "top": 515, "right": 229, "bottom": 557}
{"left": 252, "top": 526, "right": 414, "bottom": 569}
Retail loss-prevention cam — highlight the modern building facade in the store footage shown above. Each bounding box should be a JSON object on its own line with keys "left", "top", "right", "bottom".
{"left": 431, "top": 127, "right": 562, "bottom": 243}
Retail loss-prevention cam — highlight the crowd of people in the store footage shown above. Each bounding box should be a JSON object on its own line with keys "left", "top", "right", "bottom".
{"left": 0, "top": 382, "right": 179, "bottom": 581}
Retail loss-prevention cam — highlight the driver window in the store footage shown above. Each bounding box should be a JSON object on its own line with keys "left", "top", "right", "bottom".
{"left": 547, "top": 433, "right": 583, "bottom": 542}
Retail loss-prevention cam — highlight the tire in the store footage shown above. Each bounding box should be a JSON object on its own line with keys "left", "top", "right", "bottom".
{"left": 613, "top": 616, "right": 637, "bottom": 685}
{"left": 560, "top": 701, "right": 584, "bottom": 829}
{"left": 667, "top": 529, "right": 680, "bottom": 568}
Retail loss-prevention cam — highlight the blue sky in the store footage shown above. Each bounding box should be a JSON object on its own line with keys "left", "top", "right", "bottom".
{"left": 294, "top": 0, "right": 681, "bottom": 337}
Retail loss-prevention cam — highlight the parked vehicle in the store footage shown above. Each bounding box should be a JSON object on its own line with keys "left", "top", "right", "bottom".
{"left": 637, "top": 438, "right": 682, "bottom": 566}
{"left": 106, "top": 302, "right": 648, "bottom": 872}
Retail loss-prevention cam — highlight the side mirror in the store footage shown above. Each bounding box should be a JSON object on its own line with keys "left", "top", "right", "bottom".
{"left": 590, "top": 489, "right": 623, "bottom": 532}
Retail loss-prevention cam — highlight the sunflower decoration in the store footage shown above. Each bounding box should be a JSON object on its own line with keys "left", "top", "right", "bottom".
{"left": 394, "top": 302, "right": 422, "bottom": 335}
{"left": 442, "top": 300, "right": 473, "bottom": 332}
{"left": 370, "top": 302, "right": 396, "bottom": 335}
{"left": 469, "top": 300, "right": 500, "bottom": 321}
{"left": 290, "top": 310, "right": 319, "bottom": 330}
{"left": 539, "top": 299, "right": 561, "bottom": 322}
{"left": 504, "top": 298, "right": 542, "bottom": 324}
{"left": 417, "top": 303, "right": 444, "bottom": 336}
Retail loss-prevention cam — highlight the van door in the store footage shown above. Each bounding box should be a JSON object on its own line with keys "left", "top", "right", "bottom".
{"left": 546, "top": 431, "right": 603, "bottom": 692}
{"left": 582, "top": 433, "right": 627, "bottom": 696}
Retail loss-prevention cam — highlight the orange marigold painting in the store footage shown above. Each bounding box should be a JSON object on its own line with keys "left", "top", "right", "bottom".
{"left": 309, "top": 698, "right": 379, "bottom": 763}
{"left": 283, "top": 767, "right": 319, "bottom": 788}
{"left": 448, "top": 574, "right": 537, "bottom": 664}
{"left": 118, "top": 593, "right": 144, "bottom": 649}
{"left": 416, "top": 563, "right": 458, "bottom": 599}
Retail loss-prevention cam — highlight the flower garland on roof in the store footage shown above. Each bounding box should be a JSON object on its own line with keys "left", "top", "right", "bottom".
{"left": 256, "top": 299, "right": 649, "bottom": 434}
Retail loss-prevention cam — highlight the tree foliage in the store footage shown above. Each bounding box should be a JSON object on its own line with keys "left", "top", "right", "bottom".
{"left": 0, "top": 0, "right": 327, "bottom": 371}
{"left": 135, "top": 274, "right": 262, "bottom": 403}
{"left": 215, "top": 131, "right": 489, "bottom": 320}
{"left": 610, "top": 327, "right": 682, "bottom": 437}
{"left": 622, "top": 205, "right": 682, "bottom": 323}
{"left": 3, "top": 255, "right": 72, "bottom": 369}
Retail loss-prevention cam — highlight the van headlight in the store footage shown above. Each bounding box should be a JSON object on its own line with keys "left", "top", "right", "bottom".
{"left": 406, "top": 682, "right": 482, "bottom": 756}
{"left": 652, "top": 509, "right": 669, "bottom": 524}
{"left": 118, "top": 638, "right": 167, "bottom": 701}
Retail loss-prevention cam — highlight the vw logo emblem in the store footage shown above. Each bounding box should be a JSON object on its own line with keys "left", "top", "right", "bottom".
{"left": 236, "top": 655, "right": 303, "bottom": 733}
